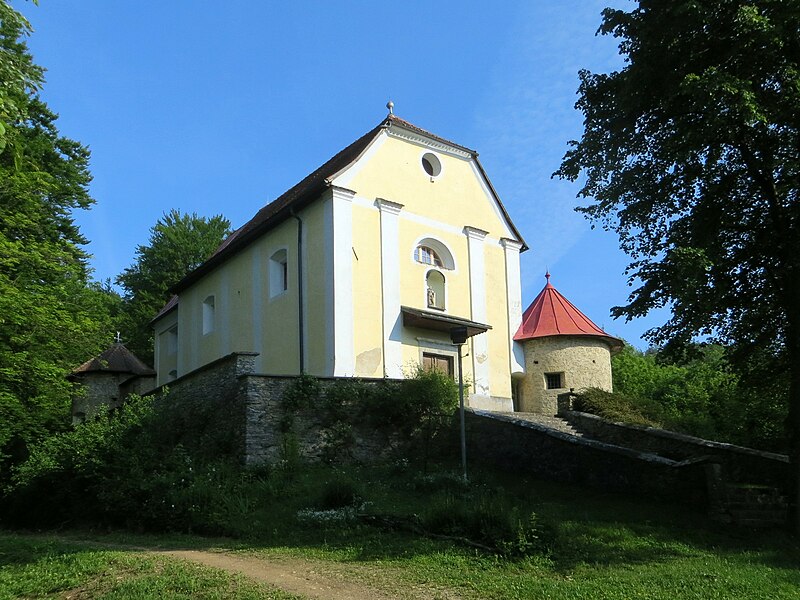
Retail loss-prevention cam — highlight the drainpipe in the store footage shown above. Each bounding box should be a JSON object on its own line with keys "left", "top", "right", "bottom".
{"left": 290, "top": 209, "right": 304, "bottom": 373}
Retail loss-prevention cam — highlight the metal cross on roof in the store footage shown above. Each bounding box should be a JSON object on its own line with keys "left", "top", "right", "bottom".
{"left": 115, "top": 331, "right": 122, "bottom": 344}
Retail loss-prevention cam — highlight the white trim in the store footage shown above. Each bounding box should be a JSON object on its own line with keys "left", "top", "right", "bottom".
{"left": 352, "top": 194, "right": 510, "bottom": 248}
{"left": 330, "top": 186, "right": 355, "bottom": 376}
{"left": 468, "top": 160, "right": 517, "bottom": 240}
{"left": 419, "top": 149, "right": 444, "bottom": 181}
{"left": 424, "top": 268, "right": 447, "bottom": 312}
{"left": 501, "top": 238, "right": 525, "bottom": 374}
{"left": 386, "top": 123, "right": 472, "bottom": 159}
{"left": 300, "top": 212, "right": 309, "bottom": 372}
{"left": 268, "top": 247, "right": 289, "bottom": 300}
{"left": 251, "top": 246, "right": 264, "bottom": 371}
{"left": 464, "top": 226, "right": 490, "bottom": 396}
{"left": 220, "top": 269, "right": 230, "bottom": 356}
{"left": 377, "top": 197, "right": 404, "bottom": 378}
{"left": 411, "top": 235, "right": 456, "bottom": 271}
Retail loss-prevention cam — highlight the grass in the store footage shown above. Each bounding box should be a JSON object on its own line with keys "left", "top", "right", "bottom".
{"left": 0, "top": 533, "right": 299, "bottom": 600}
{"left": 2, "top": 463, "right": 799, "bottom": 599}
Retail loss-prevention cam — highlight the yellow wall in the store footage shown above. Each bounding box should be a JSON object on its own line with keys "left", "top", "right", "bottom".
{"left": 344, "top": 133, "right": 519, "bottom": 400}
{"left": 155, "top": 127, "right": 524, "bottom": 403}
{"left": 351, "top": 202, "right": 384, "bottom": 377}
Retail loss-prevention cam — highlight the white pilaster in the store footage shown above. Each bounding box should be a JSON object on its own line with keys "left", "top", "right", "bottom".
{"left": 377, "top": 198, "right": 404, "bottom": 378}
{"left": 328, "top": 187, "right": 355, "bottom": 377}
{"left": 464, "top": 226, "right": 490, "bottom": 396}
{"left": 251, "top": 244, "right": 264, "bottom": 371}
{"left": 501, "top": 238, "right": 526, "bottom": 374}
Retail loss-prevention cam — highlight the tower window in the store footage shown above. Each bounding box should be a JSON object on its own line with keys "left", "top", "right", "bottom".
{"left": 545, "top": 372, "right": 564, "bottom": 390}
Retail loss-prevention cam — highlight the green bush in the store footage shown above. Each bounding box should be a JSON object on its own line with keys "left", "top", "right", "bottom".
{"left": 317, "top": 476, "right": 363, "bottom": 509}
{"left": 573, "top": 388, "right": 662, "bottom": 428}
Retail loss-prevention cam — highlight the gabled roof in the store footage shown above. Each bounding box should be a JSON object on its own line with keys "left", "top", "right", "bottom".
{"left": 70, "top": 343, "right": 156, "bottom": 378}
{"left": 167, "top": 114, "right": 527, "bottom": 297}
{"left": 514, "top": 274, "right": 623, "bottom": 350}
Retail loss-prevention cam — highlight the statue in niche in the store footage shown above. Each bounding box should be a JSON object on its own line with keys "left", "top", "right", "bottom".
{"left": 427, "top": 286, "right": 436, "bottom": 308}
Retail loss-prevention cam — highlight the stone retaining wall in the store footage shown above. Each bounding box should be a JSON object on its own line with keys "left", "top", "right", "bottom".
{"left": 466, "top": 409, "right": 708, "bottom": 504}
{"left": 561, "top": 409, "right": 789, "bottom": 489}
{"left": 149, "top": 352, "right": 403, "bottom": 465}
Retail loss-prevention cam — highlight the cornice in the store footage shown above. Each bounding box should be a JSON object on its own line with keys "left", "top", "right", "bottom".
{"left": 387, "top": 123, "right": 472, "bottom": 159}
{"left": 500, "top": 237, "right": 523, "bottom": 251}
{"left": 463, "top": 226, "right": 489, "bottom": 241}
{"left": 375, "top": 197, "right": 404, "bottom": 215}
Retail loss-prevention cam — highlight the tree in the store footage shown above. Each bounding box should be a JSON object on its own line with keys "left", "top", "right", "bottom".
{"left": 0, "top": 1, "right": 121, "bottom": 475}
{"left": 556, "top": 0, "right": 800, "bottom": 530}
{"left": 116, "top": 209, "right": 231, "bottom": 364}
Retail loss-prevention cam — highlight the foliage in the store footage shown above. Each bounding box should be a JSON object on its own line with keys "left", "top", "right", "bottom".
{"left": 116, "top": 209, "right": 231, "bottom": 363}
{"left": 3, "top": 391, "right": 248, "bottom": 532}
{"left": 420, "top": 491, "right": 551, "bottom": 558}
{"left": 279, "top": 369, "right": 458, "bottom": 467}
{"left": 315, "top": 475, "right": 363, "bottom": 510}
{"left": 573, "top": 387, "right": 662, "bottom": 428}
{"left": 603, "top": 343, "right": 788, "bottom": 450}
{"left": 4, "top": 459, "right": 800, "bottom": 598}
{"left": 0, "top": 1, "right": 121, "bottom": 479}
{"left": 556, "top": 1, "right": 800, "bottom": 527}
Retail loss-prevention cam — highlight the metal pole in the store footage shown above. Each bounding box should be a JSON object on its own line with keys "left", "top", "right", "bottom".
{"left": 458, "top": 343, "right": 467, "bottom": 482}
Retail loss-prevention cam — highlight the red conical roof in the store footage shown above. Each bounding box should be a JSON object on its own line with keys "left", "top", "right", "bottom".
{"left": 514, "top": 273, "right": 623, "bottom": 350}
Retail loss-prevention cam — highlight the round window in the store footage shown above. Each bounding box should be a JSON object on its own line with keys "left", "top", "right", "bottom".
{"left": 421, "top": 152, "right": 442, "bottom": 177}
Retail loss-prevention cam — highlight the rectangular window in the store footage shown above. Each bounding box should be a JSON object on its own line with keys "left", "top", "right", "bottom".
{"left": 545, "top": 372, "right": 563, "bottom": 390}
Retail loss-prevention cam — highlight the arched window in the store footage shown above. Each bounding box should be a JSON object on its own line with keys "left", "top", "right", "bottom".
{"left": 426, "top": 270, "right": 445, "bottom": 310}
{"left": 202, "top": 295, "right": 215, "bottom": 335}
{"left": 415, "top": 245, "right": 443, "bottom": 267}
{"left": 269, "top": 249, "right": 288, "bottom": 298}
{"left": 413, "top": 237, "right": 455, "bottom": 270}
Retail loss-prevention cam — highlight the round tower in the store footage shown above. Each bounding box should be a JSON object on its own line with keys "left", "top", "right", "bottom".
{"left": 513, "top": 273, "right": 623, "bottom": 415}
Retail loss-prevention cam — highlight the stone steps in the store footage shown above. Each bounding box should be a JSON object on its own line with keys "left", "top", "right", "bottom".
{"left": 498, "top": 412, "right": 583, "bottom": 437}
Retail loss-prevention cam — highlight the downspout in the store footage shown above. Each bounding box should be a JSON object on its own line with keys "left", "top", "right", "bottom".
{"left": 290, "top": 209, "right": 304, "bottom": 373}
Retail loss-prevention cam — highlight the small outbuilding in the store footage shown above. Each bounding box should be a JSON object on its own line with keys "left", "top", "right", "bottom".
{"left": 513, "top": 274, "right": 623, "bottom": 414}
{"left": 69, "top": 338, "right": 156, "bottom": 424}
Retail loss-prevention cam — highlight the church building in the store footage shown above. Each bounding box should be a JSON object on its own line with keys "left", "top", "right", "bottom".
{"left": 151, "top": 111, "right": 619, "bottom": 412}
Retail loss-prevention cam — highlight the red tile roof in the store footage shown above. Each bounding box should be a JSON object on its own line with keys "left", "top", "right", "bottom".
{"left": 513, "top": 273, "right": 623, "bottom": 350}
{"left": 166, "top": 114, "right": 527, "bottom": 297}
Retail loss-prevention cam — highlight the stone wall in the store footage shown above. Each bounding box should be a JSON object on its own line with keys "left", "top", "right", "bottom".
{"left": 147, "top": 352, "right": 256, "bottom": 460}
{"left": 561, "top": 409, "right": 789, "bottom": 489}
{"left": 149, "top": 352, "right": 403, "bottom": 466}
{"left": 518, "top": 337, "right": 613, "bottom": 415}
{"left": 466, "top": 409, "right": 708, "bottom": 504}
{"left": 240, "top": 375, "right": 402, "bottom": 465}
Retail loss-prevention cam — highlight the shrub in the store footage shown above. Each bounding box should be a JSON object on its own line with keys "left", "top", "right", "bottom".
{"left": 573, "top": 388, "right": 662, "bottom": 427}
{"left": 317, "top": 476, "right": 363, "bottom": 510}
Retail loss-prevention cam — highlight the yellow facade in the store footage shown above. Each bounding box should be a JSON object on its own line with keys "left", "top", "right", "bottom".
{"left": 153, "top": 117, "right": 526, "bottom": 408}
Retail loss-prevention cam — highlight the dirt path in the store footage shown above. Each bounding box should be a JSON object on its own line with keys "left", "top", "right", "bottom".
{"left": 158, "top": 549, "right": 401, "bottom": 600}
{"left": 37, "top": 535, "right": 461, "bottom": 600}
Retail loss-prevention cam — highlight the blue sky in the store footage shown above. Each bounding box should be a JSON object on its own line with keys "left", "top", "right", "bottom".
{"left": 16, "top": 0, "right": 666, "bottom": 348}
